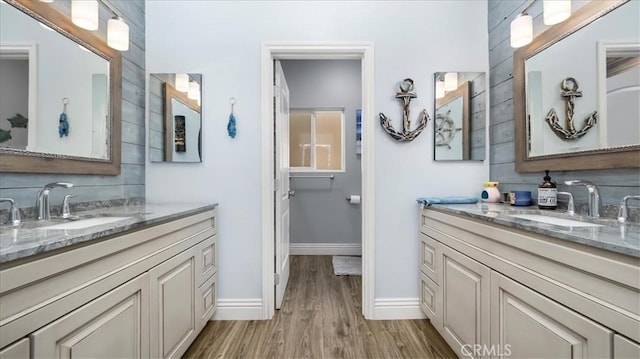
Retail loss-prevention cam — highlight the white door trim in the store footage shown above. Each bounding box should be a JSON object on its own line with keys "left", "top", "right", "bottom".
{"left": 261, "top": 42, "right": 375, "bottom": 319}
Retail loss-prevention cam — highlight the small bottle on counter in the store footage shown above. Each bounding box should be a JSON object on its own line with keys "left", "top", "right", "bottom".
{"left": 538, "top": 170, "right": 557, "bottom": 210}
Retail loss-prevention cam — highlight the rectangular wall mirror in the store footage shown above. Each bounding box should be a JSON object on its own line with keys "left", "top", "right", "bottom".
{"left": 514, "top": 0, "right": 639, "bottom": 172}
{"left": 149, "top": 73, "right": 202, "bottom": 163}
{"left": 0, "top": 0, "right": 122, "bottom": 175}
{"left": 433, "top": 71, "right": 486, "bottom": 161}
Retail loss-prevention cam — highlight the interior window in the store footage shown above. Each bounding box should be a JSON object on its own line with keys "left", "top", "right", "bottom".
{"left": 289, "top": 110, "right": 344, "bottom": 171}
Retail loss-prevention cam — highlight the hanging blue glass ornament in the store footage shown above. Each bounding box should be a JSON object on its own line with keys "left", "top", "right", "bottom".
{"left": 58, "top": 98, "right": 69, "bottom": 137}
{"left": 227, "top": 97, "right": 237, "bottom": 138}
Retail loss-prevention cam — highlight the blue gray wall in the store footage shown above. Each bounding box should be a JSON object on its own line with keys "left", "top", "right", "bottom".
{"left": 0, "top": 0, "right": 146, "bottom": 208}
{"left": 281, "top": 60, "right": 362, "bottom": 245}
{"left": 487, "top": 0, "right": 639, "bottom": 210}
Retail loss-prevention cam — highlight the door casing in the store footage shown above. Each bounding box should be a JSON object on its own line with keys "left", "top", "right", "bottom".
{"left": 260, "top": 42, "right": 375, "bottom": 319}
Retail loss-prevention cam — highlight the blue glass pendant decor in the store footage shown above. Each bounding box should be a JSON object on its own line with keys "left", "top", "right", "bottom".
{"left": 227, "top": 97, "right": 237, "bottom": 138}
{"left": 58, "top": 98, "right": 70, "bottom": 137}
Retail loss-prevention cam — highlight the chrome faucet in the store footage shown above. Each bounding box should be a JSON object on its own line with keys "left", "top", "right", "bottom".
{"left": 35, "top": 182, "right": 74, "bottom": 220}
{"left": 564, "top": 180, "right": 601, "bottom": 218}
{"left": 618, "top": 195, "right": 640, "bottom": 224}
{"left": 0, "top": 198, "right": 21, "bottom": 225}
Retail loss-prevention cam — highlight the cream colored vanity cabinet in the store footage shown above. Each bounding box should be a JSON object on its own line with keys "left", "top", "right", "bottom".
{"left": 0, "top": 207, "right": 217, "bottom": 358}
{"left": 419, "top": 208, "right": 640, "bottom": 359}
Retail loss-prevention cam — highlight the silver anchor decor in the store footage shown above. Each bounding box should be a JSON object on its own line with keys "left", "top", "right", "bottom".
{"left": 379, "top": 78, "right": 430, "bottom": 142}
{"left": 545, "top": 77, "right": 598, "bottom": 141}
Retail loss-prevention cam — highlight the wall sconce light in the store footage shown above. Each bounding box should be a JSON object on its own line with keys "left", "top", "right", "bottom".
{"left": 188, "top": 81, "right": 200, "bottom": 100}
{"left": 107, "top": 17, "right": 129, "bottom": 51}
{"left": 435, "top": 80, "right": 445, "bottom": 99}
{"left": 175, "top": 74, "right": 189, "bottom": 93}
{"left": 71, "top": 0, "right": 99, "bottom": 31}
{"left": 444, "top": 72, "right": 458, "bottom": 91}
{"left": 510, "top": 0, "right": 572, "bottom": 48}
{"left": 543, "top": 0, "right": 571, "bottom": 25}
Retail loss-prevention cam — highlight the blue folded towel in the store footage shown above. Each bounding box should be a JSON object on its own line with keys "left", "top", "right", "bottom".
{"left": 416, "top": 196, "right": 479, "bottom": 206}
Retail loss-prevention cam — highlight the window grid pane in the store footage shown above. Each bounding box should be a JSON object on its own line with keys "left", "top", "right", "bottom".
{"left": 289, "top": 110, "right": 343, "bottom": 171}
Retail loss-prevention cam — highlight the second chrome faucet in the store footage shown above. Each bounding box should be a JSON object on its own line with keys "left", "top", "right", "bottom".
{"left": 564, "top": 180, "right": 601, "bottom": 218}
{"left": 35, "top": 182, "right": 74, "bottom": 220}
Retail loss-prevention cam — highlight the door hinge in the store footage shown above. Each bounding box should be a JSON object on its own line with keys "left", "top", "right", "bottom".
{"left": 274, "top": 178, "right": 279, "bottom": 192}
{"left": 274, "top": 273, "right": 280, "bottom": 285}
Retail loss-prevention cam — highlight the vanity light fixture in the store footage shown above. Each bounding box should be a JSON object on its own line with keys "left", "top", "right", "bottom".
{"left": 175, "top": 74, "right": 189, "bottom": 93}
{"left": 107, "top": 16, "right": 129, "bottom": 51}
{"left": 444, "top": 72, "right": 458, "bottom": 91}
{"left": 510, "top": 0, "right": 572, "bottom": 48}
{"left": 71, "top": 0, "right": 99, "bottom": 31}
{"left": 188, "top": 81, "right": 200, "bottom": 100}
{"left": 543, "top": 0, "right": 571, "bottom": 25}
{"left": 435, "top": 79, "right": 445, "bottom": 99}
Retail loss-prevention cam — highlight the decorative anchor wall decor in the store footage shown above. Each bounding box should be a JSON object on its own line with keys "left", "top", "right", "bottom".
{"left": 379, "top": 78, "right": 430, "bottom": 142}
{"left": 545, "top": 77, "right": 597, "bottom": 141}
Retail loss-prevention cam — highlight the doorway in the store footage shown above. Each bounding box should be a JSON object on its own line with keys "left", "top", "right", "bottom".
{"left": 260, "top": 43, "right": 375, "bottom": 320}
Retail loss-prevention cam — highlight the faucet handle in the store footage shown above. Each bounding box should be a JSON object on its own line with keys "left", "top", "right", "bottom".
{"left": 62, "top": 194, "right": 77, "bottom": 219}
{"left": 557, "top": 192, "right": 575, "bottom": 215}
{"left": 618, "top": 195, "right": 640, "bottom": 224}
{"left": 0, "top": 198, "right": 21, "bottom": 226}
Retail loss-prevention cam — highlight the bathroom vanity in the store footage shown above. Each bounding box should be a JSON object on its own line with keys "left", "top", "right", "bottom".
{"left": 418, "top": 204, "right": 639, "bottom": 359}
{"left": 0, "top": 203, "right": 217, "bottom": 359}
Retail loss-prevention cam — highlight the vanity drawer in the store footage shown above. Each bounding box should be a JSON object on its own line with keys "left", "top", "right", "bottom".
{"left": 0, "top": 338, "right": 29, "bottom": 359}
{"left": 196, "top": 273, "right": 216, "bottom": 330}
{"left": 194, "top": 236, "right": 216, "bottom": 285}
{"left": 420, "top": 272, "right": 441, "bottom": 325}
{"left": 419, "top": 233, "right": 439, "bottom": 284}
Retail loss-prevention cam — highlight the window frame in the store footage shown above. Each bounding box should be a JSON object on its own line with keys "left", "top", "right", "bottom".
{"left": 289, "top": 109, "right": 345, "bottom": 173}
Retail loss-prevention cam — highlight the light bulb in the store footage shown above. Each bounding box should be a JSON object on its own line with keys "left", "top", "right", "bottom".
{"left": 175, "top": 74, "right": 189, "bottom": 92}
{"left": 107, "top": 17, "right": 129, "bottom": 51}
{"left": 39, "top": 0, "right": 54, "bottom": 3}
{"left": 510, "top": 14, "right": 533, "bottom": 48}
{"left": 543, "top": 0, "right": 571, "bottom": 25}
{"left": 71, "top": 0, "right": 99, "bottom": 31}
{"left": 435, "top": 80, "right": 445, "bottom": 99}
{"left": 188, "top": 81, "right": 200, "bottom": 100}
{"left": 444, "top": 72, "right": 458, "bottom": 91}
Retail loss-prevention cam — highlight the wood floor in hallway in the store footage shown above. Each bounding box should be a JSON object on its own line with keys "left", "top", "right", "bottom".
{"left": 184, "top": 255, "right": 456, "bottom": 359}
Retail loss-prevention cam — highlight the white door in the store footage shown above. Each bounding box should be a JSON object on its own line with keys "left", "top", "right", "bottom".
{"left": 274, "top": 60, "right": 291, "bottom": 309}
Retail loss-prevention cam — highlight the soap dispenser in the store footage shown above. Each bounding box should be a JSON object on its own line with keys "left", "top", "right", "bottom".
{"left": 538, "top": 170, "right": 557, "bottom": 210}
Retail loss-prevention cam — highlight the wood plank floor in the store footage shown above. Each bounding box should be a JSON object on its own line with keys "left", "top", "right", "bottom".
{"left": 184, "top": 256, "right": 456, "bottom": 359}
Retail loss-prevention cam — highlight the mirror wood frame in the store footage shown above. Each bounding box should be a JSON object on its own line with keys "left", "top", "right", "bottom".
{"left": 513, "top": 0, "right": 639, "bottom": 172}
{"left": 0, "top": 0, "right": 122, "bottom": 175}
{"left": 162, "top": 82, "right": 201, "bottom": 162}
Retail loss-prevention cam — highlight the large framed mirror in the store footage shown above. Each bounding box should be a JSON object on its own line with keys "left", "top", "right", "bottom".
{"left": 433, "top": 71, "right": 486, "bottom": 161}
{"left": 149, "top": 73, "right": 202, "bottom": 163}
{"left": 514, "top": 0, "right": 639, "bottom": 172}
{"left": 0, "top": 0, "right": 122, "bottom": 175}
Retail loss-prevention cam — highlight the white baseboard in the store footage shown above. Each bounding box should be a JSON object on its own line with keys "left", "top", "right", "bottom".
{"left": 373, "top": 298, "right": 427, "bottom": 320}
{"left": 211, "top": 298, "right": 264, "bottom": 320}
{"left": 290, "top": 243, "right": 361, "bottom": 255}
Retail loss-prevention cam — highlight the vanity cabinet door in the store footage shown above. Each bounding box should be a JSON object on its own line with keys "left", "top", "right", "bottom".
{"left": 149, "top": 246, "right": 197, "bottom": 359}
{"left": 0, "top": 338, "right": 29, "bottom": 359}
{"left": 438, "top": 242, "right": 491, "bottom": 359}
{"left": 490, "top": 271, "right": 612, "bottom": 359}
{"left": 614, "top": 334, "right": 640, "bottom": 359}
{"left": 30, "top": 274, "right": 149, "bottom": 359}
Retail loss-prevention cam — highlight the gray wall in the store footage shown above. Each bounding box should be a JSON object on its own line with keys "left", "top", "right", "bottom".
{"left": 0, "top": 0, "right": 146, "bottom": 208}
{"left": 0, "top": 59, "right": 29, "bottom": 150}
{"left": 281, "top": 60, "right": 361, "bottom": 244}
{"left": 487, "top": 0, "right": 639, "bottom": 210}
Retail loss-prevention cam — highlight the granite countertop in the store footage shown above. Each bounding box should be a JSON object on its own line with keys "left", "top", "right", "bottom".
{"left": 424, "top": 203, "right": 640, "bottom": 258}
{"left": 0, "top": 202, "right": 218, "bottom": 264}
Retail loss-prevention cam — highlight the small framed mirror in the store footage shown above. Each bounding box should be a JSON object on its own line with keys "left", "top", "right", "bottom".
{"left": 433, "top": 72, "right": 486, "bottom": 161}
{"left": 149, "top": 73, "right": 202, "bottom": 163}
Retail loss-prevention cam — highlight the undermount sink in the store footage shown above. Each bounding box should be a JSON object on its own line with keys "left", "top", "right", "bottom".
{"left": 508, "top": 214, "right": 603, "bottom": 227}
{"left": 39, "top": 217, "right": 131, "bottom": 230}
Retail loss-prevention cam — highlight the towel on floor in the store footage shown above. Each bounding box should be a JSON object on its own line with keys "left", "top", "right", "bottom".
{"left": 416, "top": 196, "right": 479, "bottom": 206}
